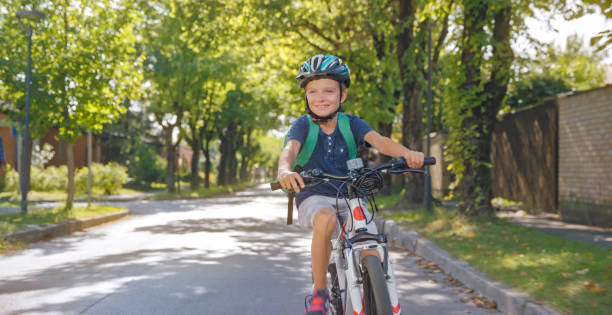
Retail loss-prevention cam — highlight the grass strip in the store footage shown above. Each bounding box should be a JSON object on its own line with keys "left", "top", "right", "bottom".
{"left": 0, "top": 187, "right": 148, "bottom": 203}
{"left": 378, "top": 204, "right": 611, "bottom": 315}
{"left": 0, "top": 205, "right": 125, "bottom": 254}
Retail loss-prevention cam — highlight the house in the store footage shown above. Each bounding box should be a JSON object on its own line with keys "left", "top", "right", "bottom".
{"left": 0, "top": 113, "right": 103, "bottom": 170}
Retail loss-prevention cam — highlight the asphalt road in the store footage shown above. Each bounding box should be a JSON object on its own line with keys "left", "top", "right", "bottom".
{"left": 0, "top": 185, "right": 498, "bottom": 314}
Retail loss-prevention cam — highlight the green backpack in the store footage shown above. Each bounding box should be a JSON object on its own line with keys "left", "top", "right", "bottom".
{"left": 283, "top": 112, "right": 357, "bottom": 224}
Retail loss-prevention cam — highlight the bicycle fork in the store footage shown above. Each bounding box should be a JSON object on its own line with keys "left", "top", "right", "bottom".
{"left": 335, "top": 198, "right": 401, "bottom": 315}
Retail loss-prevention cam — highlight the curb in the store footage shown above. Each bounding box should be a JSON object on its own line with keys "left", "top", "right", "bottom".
{"left": 4, "top": 210, "right": 130, "bottom": 244}
{"left": 374, "top": 217, "right": 561, "bottom": 315}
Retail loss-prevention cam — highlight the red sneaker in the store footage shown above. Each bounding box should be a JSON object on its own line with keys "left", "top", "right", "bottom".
{"left": 304, "top": 288, "right": 329, "bottom": 315}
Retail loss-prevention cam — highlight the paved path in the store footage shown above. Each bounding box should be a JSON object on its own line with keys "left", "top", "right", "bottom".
{"left": 0, "top": 185, "right": 496, "bottom": 314}
{"left": 498, "top": 210, "right": 612, "bottom": 249}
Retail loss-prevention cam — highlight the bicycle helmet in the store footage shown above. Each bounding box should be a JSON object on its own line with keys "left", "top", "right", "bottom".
{"left": 296, "top": 54, "right": 351, "bottom": 88}
{"left": 297, "top": 54, "right": 351, "bottom": 122}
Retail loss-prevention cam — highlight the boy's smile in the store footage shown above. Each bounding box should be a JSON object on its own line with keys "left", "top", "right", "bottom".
{"left": 305, "top": 78, "right": 347, "bottom": 118}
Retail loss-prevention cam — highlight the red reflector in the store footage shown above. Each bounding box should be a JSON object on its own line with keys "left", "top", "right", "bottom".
{"left": 353, "top": 206, "right": 365, "bottom": 220}
{"left": 393, "top": 302, "right": 401, "bottom": 313}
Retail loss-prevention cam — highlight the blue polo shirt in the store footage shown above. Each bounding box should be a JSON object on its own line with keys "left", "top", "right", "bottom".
{"left": 286, "top": 114, "right": 373, "bottom": 207}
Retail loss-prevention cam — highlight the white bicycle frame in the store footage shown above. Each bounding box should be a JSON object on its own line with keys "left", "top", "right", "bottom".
{"left": 330, "top": 196, "right": 401, "bottom": 315}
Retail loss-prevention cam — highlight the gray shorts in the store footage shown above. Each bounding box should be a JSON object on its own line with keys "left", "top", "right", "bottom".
{"left": 297, "top": 195, "right": 378, "bottom": 236}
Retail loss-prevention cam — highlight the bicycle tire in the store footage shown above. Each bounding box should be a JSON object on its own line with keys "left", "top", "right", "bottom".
{"left": 328, "top": 263, "right": 344, "bottom": 315}
{"left": 362, "top": 255, "right": 393, "bottom": 315}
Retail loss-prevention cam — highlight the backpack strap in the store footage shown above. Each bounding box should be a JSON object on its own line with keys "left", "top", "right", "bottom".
{"left": 337, "top": 113, "right": 357, "bottom": 159}
{"left": 282, "top": 115, "right": 319, "bottom": 225}
{"left": 292, "top": 116, "right": 320, "bottom": 171}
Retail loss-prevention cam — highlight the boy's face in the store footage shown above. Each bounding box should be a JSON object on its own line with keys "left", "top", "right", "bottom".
{"left": 305, "top": 78, "right": 347, "bottom": 118}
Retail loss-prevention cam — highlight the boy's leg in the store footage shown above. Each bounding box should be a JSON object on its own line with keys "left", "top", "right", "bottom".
{"left": 311, "top": 208, "right": 337, "bottom": 290}
{"left": 297, "top": 196, "right": 341, "bottom": 290}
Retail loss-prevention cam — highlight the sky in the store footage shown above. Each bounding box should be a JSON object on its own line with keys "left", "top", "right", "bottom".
{"left": 521, "top": 9, "right": 611, "bottom": 64}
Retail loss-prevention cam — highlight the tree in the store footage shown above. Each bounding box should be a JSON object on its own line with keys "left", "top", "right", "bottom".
{"left": 395, "top": 0, "right": 453, "bottom": 203}
{"left": 506, "top": 75, "right": 570, "bottom": 109}
{"left": 1, "top": 0, "right": 57, "bottom": 197}
{"left": 444, "top": 0, "right": 513, "bottom": 216}
{"left": 1, "top": 0, "right": 141, "bottom": 209}
{"left": 525, "top": 34, "right": 608, "bottom": 91}
{"left": 141, "top": 0, "right": 202, "bottom": 192}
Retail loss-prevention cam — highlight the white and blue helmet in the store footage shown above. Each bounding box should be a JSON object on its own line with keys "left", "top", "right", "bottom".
{"left": 296, "top": 54, "right": 351, "bottom": 88}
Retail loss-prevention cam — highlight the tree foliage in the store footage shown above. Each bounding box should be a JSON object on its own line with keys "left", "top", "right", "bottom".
{"left": 1, "top": 0, "right": 141, "bottom": 209}
{"left": 2, "top": 0, "right": 608, "bottom": 213}
{"left": 521, "top": 34, "right": 608, "bottom": 92}
{"left": 506, "top": 75, "right": 570, "bottom": 109}
{"left": 442, "top": 0, "right": 514, "bottom": 216}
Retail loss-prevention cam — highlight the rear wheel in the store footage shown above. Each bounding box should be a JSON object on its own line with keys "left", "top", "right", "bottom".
{"left": 327, "top": 263, "right": 344, "bottom": 315}
{"left": 362, "top": 255, "right": 392, "bottom": 315}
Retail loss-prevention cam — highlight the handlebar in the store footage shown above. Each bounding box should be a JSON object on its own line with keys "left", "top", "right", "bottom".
{"left": 270, "top": 156, "right": 436, "bottom": 191}
{"left": 270, "top": 181, "right": 282, "bottom": 191}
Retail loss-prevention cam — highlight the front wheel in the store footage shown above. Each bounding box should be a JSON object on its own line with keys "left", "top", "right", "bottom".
{"left": 362, "top": 255, "right": 393, "bottom": 315}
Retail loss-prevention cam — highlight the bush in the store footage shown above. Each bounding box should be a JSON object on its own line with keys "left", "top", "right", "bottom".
{"left": 2, "top": 164, "right": 67, "bottom": 192}
{"left": 31, "top": 165, "right": 67, "bottom": 191}
{"left": 4, "top": 164, "right": 19, "bottom": 192}
{"left": 127, "top": 143, "right": 166, "bottom": 187}
{"left": 2, "top": 163, "right": 128, "bottom": 195}
{"left": 75, "top": 162, "right": 128, "bottom": 195}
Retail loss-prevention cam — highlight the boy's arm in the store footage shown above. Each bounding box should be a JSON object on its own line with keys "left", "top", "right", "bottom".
{"left": 364, "top": 130, "right": 424, "bottom": 169}
{"left": 277, "top": 139, "right": 305, "bottom": 192}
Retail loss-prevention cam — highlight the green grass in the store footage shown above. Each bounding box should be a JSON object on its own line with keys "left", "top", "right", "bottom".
{"left": 378, "top": 205, "right": 611, "bottom": 315}
{"left": 0, "top": 205, "right": 125, "bottom": 233}
{"left": 152, "top": 182, "right": 255, "bottom": 200}
{"left": 0, "top": 204, "right": 125, "bottom": 254}
{"left": 0, "top": 187, "right": 148, "bottom": 203}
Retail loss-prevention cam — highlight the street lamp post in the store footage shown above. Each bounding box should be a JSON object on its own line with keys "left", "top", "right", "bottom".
{"left": 424, "top": 20, "right": 433, "bottom": 211}
{"left": 16, "top": 10, "right": 45, "bottom": 214}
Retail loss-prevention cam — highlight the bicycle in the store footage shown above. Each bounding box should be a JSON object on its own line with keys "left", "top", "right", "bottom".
{"left": 271, "top": 156, "right": 435, "bottom": 315}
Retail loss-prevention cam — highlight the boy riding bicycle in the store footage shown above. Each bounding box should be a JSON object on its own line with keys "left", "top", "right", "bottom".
{"left": 276, "top": 54, "right": 424, "bottom": 315}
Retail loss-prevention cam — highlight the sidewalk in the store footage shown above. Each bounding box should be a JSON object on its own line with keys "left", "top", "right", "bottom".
{"left": 441, "top": 200, "right": 612, "bottom": 249}
{"left": 497, "top": 210, "right": 612, "bottom": 249}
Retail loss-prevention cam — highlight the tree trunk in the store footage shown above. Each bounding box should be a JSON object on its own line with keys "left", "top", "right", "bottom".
{"left": 175, "top": 140, "right": 181, "bottom": 193}
{"left": 190, "top": 141, "right": 201, "bottom": 190}
{"left": 165, "top": 128, "right": 176, "bottom": 193}
{"left": 185, "top": 117, "right": 204, "bottom": 190}
{"left": 377, "top": 121, "right": 393, "bottom": 195}
{"left": 203, "top": 133, "right": 212, "bottom": 188}
{"left": 396, "top": 0, "right": 425, "bottom": 205}
{"left": 66, "top": 142, "right": 75, "bottom": 210}
{"left": 239, "top": 129, "right": 252, "bottom": 181}
{"left": 228, "top": 132, "right": 239, "bottom": 185}
{"left": 218, "top": 123, "right": 238, "bottom": 186}
{"left": 456, "top": 0, "right": 512, "bottom": 216}
{"left": 401, "top": 88, "right": 424, "bottom": 203}
{"left": 217, "top": 129, "right": 229, "bottom": 186}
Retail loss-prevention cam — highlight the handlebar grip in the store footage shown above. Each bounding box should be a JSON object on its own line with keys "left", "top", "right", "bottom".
{"left": 270, "top": 182, "right": 282, "bottom": 191}
{"left": 424, "top": 157, "right": 436, "bottom": 165}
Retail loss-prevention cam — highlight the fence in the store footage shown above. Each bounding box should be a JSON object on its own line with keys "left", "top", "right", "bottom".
{"left": 491, "top": 99, "right": 558, "bottom": 212}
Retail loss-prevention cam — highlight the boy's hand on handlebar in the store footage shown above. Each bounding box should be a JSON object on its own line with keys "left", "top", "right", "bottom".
{"left": 277, "top": 170, "right": 305, "bottom": 193}
{"left": 402, "top": 150, "right": 424, "bottom": 169}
